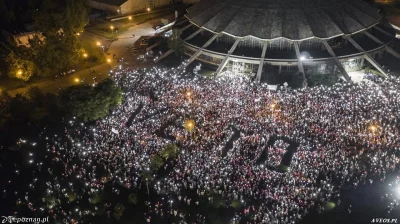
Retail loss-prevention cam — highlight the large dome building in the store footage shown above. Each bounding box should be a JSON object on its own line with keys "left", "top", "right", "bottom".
{"left": 172, "top": 0, "right": 400, "bottom": 83}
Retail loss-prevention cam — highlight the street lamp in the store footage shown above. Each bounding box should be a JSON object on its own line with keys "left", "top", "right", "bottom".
{"left": 17, "top": 70, "right": 23, "bottom": 75}
{"left": 128, "top": 16, "right": 132, "bottom": 21}
{"left": 107, "top": 58, "right": 111, "bottom": 63}
{"left": 110, "top": 25, "right": 114, "bottom": 38}
{"left": 147, "top": 7, "right": 151, "bottom": 12}
{"left": 184, "top": 120, "right": 195, "bottom": 134}
{"left": 146, "top": 178, "right": 150, "bottom": 199}
{"left": 74, "top": 78, "right": 80, "bottom": 83}
{"left": 96, "top": 41, "right": 101, "bottom": 46}
{"left": 83, "top": 53, "right": 88, "bottom": 63}
{"left": 370, "top": 125, "right": 377, "bottom": 133}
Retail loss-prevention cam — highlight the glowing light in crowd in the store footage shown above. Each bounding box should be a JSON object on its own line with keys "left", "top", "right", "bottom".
{"left": 184, "top": 120, "right": 195, "bottom": 132}
{"left": 5, "top": 63, "right": 400, "bottom": 223}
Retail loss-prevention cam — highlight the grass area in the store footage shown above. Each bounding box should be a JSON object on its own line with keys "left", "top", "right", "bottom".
{"left": 325, "top": 202, "right": 336, "bottom": 211}
{"left": 68, "top": 192, "right": 78, "bottom": 202}
{"left": 230, "top": 199, "right": 242, "bottom": 209}
{"left": 91, "top": 193, "right": 105, "bottom": 205}
{"left": 87, "top": 10, "right": 173, "bottom": 39}
{"left": 77, "top": 38, "right": 106, "bottom": 70}
{"left": 278, "top": 164, "right": 290, "bottom": 172}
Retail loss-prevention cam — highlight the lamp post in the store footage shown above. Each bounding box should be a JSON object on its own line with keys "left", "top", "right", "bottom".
{"left": 97, "top": 42, "right": 105, "bottom": 52}
{"left": 16, "top": 70, "right": 24, "bottom": 84}
{"left": 146, "top": 178, "right": 150, "bottom": 199}
{"left": 110, "top": 25, "right": 114, "bottom": 39}
{"left": 186, "top": 90, "right": 192, "bottom": 103}
{"left": 83, "top": 53, "right": 88, "bottom": 63}
{"left": 184, "top": 120, "right": 195, "bottom": 138}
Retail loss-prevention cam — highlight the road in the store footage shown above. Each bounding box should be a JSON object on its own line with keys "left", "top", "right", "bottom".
{"left": 107, "top": 15, "right": 174, "bottom": 61}
{"left": 8, "top": 63, "right": 112, "bottom": 96}
{"left": 5, "top": 15, "right": 174, "bottom": 96}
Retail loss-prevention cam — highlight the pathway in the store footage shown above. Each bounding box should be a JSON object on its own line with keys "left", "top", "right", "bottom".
{"left": 7, "top": 63, "right": 111, "bottom": 96}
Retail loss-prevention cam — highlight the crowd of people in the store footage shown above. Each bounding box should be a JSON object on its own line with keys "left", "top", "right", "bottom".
{"left": 2, "top": 65, "right": 400, "bottom": 223}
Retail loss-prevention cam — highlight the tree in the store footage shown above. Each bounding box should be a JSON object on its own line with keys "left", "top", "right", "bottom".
{"left": 140, "top": 171, "right": 153, "bottom": 182}
{"left": 0, "top": 91, "right": 12, "bottom": 126}
{"left": 161, "top": 143, "right": 178, "bottom": 160}
{"left": 4, "top": 50, "right": 36, "bottom": 81}
{"left": 6, "top": 94, "right": 35, "bottom": 125}
{"left": 43, "top": 92, "right": 61, "bottom": 114}
{"left": 150, "top": 154, "right": 164, "bottom": 171}
{"left": 28, "top": 86, "right": 45, "bottom": 108}
{"left": 230, "top": 199, "right": 242, "bottom": 209}
{"left": 58, "top": 78, "right": 122, "bottom": 121}
{"left": 0, "top": 0, "right": 89, "bottom": 79}
{"left": 27, "top": 26, "right": 84, "bottom": 77}
{"left": 113, "top": 203, "right": 125, "bottom": 220}
{"left": 128, "top": 193, "right": 138, "bottom": 205}
{"left": 29, "top": 0, "right": 88, "bottom": 77}
{"left": 0, "top": 0, "right": 16, "bottom": 28}
{"left": 167, "top": 28, "right": 183, "bottom": 56}
{"left": 33, "top": 0, "right": 88, "bottom": 35}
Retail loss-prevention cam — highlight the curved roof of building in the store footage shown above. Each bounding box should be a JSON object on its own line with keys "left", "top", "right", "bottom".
{"left": 185, "top": 0, "right": 382, "bottom": 40}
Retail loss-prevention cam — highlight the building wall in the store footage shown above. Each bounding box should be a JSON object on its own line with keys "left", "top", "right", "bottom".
{"left": 88, "top": 0, "right": 121, "bottom": 14}
{"left": 13, "top": 32, "right": 45, "bottom": 47}
{"left": 120, "top": 0, "right": 177, "bottom": 15}
{"left": 182, "top": 0, "right": 200, "bottom": 4}
{"left": 374, "top": 0, "right": 395, "bottom": 4}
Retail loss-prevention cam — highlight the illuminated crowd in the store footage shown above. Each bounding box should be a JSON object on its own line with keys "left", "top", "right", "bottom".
{"left": 4, "top": 65, "right": 400, "bottom": 223}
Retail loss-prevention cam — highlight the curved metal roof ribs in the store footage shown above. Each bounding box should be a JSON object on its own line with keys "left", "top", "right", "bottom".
{"left": 186, "top": 0, "right": 381, "bottom": 41}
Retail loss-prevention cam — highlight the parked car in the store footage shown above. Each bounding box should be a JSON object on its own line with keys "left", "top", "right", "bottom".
{"left": 67, "top": 69, "right": 76, "bottom": 74}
